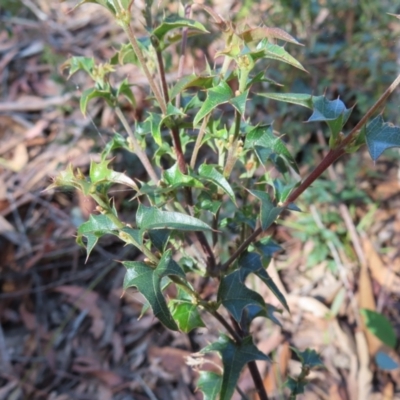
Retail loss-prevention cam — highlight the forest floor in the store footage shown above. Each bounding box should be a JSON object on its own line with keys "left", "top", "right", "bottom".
{"left": 1, "top": 1, "right": 400, "bottom": 400}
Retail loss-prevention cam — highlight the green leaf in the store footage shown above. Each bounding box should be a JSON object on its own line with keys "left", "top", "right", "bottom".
{"left": 72, "top": 0, "right": 116, "bottom": 15}
{"left": 239, "top": 252, "right": 289, "bottom": 312}
{"left": 63, "top": 56, "right": 95, "bottom": 78}
{"left": 152, "top": 15, "right": 208, "bottom": 42}
{"left": 194, "top": 81, "right": 233, "bottom": 126}
{"left": 202, "top": 335, "right": 270, "bottom": 400}
{"left": 254, "top": 237, "right": 282, "bottom": 257}
{"left": 169, "top": 74, "right": 215, "bottom": 100}
{"left": 197, "top": 371, "right": 222, "bottom": 400}
{"left": 136, "top": 204, "right": 212, "bottom": 232}
{"left": 256, "top": 92, "right": 313, "bottom": 108}
{"left": 286, "top": 376, "right": 306, "bottom": 395}
{"left": 291, "top": 347, "right": 324, "bottom": 368}
{"left": 116, "top": 79, "right": 136, "bottom": 106}
{"left": 169, "top": 288, "right": 205, "bottom": 333}
{"left": 89, "top": 159, "right": 138, "bottom": 189}
{"left": 361, "top": 309, "right": 397, "bottom": 348}
{"left": 199, "top": 164, "right": 236, "bottom": 205}
{"left": 77, "top": 214, "right": 118, "bottom": 259}
{"left": 306, "top": 96, "right": 353, "bottom": 146}
{"left": 250, "top": 190, "right": 283, "bottom": 230}
{"left": 148, "top": 229, "right": 170, "bottom": 252}
{"left": 245, "top": 124, "right": 299, "bottom": 173}
{"left": 123, "top": 250, "right": 186, "bottom": 330}
{"left": 229, "top": 89, "right": 249, "bottom": 115}
{"left": 218, "top": 269, "right": 266, "bottom": 322}
{"left": 101, "top": 133, "right": 130, "bottom": 161}
{"left": 163, "top": 163, "right": 203, "bottom": 189}
{"left": 80, "top": 88, "right": 114, "bottom": 116}
{"left": 364, "top": 115, "right": 400, "bottom": 161}
{"left": 252, "top": 40, "right": 307, "bottom": 72}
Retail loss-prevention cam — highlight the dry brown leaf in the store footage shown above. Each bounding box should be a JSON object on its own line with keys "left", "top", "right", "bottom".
{"left": 362, "top": 236, "right": 400, "bottom": 294}
{"left": 355, "top": 330, "right": 372, "bottom": 400}
{"left": 383, "top": 381, "right": 394, "bottom": 400}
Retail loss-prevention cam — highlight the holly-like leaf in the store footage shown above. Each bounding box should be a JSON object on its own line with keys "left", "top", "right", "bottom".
{"left": 245, "top": 124, "right": 299, "bottom": 173}
{"left": 62, "top": 56, "right": 95, "bottom": 78}
{"left": 229, "top": 89, "right": 249, "bottom": 115}
{"left": 199, "top": 164, "right": 236, "bottom": 205}
{"left": 148, "top": 229, "right": 170, "bottom": 252}
{"left": 218, "top": 269, "right": 266, "bottom": 322}
{"left": 254, "top": 237, "right": 282, "bottom": 258}
{"left": 196, "top": 371, "right": 222, "bottom": 400}
{"left": 163, "top": 163, "right": 203, "bottom": 189}
{"left": 80, "top": 88, "right": 115, "bottom": 116}
{"left": 256, "top": 92, "right": 313, "bottom": 108}
{"left": 239, "top": 252, "right": 289, "bottom": 312}
{"left": 170, "top": 74, "right": 215, "bottom": 100}
{"left": 251, "top": 40, "right": 306, "bottom": 71}
{"left": 101, "top": 133, "right": 130, "bottom": 161}
{"left": 307, "top": 96, "right": 353, "bottom": 146}
{"left": 364, "top": 115, "right": 400, "bottom": 161}
{"left": 136, "top": 204, "right": 212, "bottom": 232}
{"left": 89, "top": 159, "right": 138, "bottom": 189}
{"left": 169, "top": 288, "right": 205, "bottom": 333}
{"left": 123, "top": 250, "right": 186, "bottom": 330}
{"left": 202, "top": 335, "right": 270, "bottom": 400}
{"left": 250, "top": 190, "right": 283, "bottom": 230}
{"left": 291, "top": 347, "right": 324, "bottom": 368}
{"left": 117, "top": 79, "right": 136, "bottom": 106}
{"left": 77, "top": 214, "right": 119, "bottom": 260}
{"left": 71, "top": 0, "right": 117, "bottom": 15}
{"left": 152, "top": 15, "right": 208, "bottom": 42}
{"left": 361, "top": 308, "right": 397, "bottom": 348}
{"left": 194, "top": 81, "right": 233, "bottom": 126}
{"left": 239, "top": 26, "right": 303, "bottom": 46}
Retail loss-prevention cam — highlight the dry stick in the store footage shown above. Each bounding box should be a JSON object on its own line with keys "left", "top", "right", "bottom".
{"left": 221, "top": 72, "right": 400, "bottom": 272}
{"left": 115, "top": 107, "right": 159, "bottom": 183}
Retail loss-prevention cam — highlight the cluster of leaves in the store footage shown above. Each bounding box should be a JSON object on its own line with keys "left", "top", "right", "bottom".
{"left": 52, "top": 1, "right": 400, "bottom": 398}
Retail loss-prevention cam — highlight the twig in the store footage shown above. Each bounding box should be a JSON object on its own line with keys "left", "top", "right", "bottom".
{"left": 190, "top": 115, "right": 209, "bottom": 169}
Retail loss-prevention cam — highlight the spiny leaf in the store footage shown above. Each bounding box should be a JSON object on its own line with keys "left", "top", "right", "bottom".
{"left": 239, "top": 252, "right": 289, "bottom": 312}
{"left": 163, "top": 163, "right": 203, "bottom": 189}
{"left": 250, "top": 190, "right": 283, "bottom": 231}
{"left": 152, "top": 15, "right": 208, "bottom": 42}
{"left": 291, "top": 347, "right": 324, "bottom": 368}
{"left": 89, "top": 159, "right": 138, "bottom": 189}
{"left": 256, "top": 92, "right": 313, "bottom": 108}
{"left": 199, "top": 164, "right": 236, "bottom": 205}
{"left": 218, "top": 269, "right": 266, "bottom": 322}
{"left": 123, "top": 250, "right": 186, "bottom": 330}
{"left": 202, "top": 335, "right": 270, "bottom": 400}
{"left": 240, "top": 26, "right": 303, "bottom": 46}
{"left": 196, "top": 371, "right": 222, "bottom": 400}
{"left": 364, "top": 115, "right": 400, "bottom": 161}
{"left": 136, "top": 204, "right": 212, "bottom": 232}
{"left": 170, "top": 74, "right": 215, "bottom": 100}
{"left": 194, "top": 81, "right": 233, "bottom": 126}
{"left": 80, "top": 88, "right": 114, "bottom": 116}
{"left": 245, "top": 124, "right": 299, "bottom": 173}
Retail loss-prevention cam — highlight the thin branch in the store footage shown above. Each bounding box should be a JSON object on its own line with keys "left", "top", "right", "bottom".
{"left": 175, "top": 4, "right": 192, "bottom": 109}
{"left": 124, "top": 25, "right": 166, "bottom": 113}
{"left": 190, "top": 115, "right": 209, "bottom": 169}
{"left": 115, "top": 107, "right": 159, "bottom": 183}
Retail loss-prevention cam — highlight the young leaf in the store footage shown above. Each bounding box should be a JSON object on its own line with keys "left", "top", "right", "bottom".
{"left": 239, "top": 26, "right": 303, "bottom": 46}
{"left": 169, "top": 74, "right": 215, "bottom": 101}
{"left": 163, "top": 163, "right": 203, "bottom": 189}
{"left": 89, "top": 159, "right": 138, "bottom": 190}
{"left": 229, "top": 89, "right": 249, "bottom": 115}
{"left": 252, "top": 40, "right": 307, "bottom": 72}
{"left": 80, "top": 88, "right": 115, "bottom": 116}
{"left": 361, "top": 308, "right": 397, "bottom": 348}
{"left": 152, "top": 15, "right": 208, "bottom": 42}
{"left": 136, "top": 204, "right": 212, "bottom": 232}
{"left": 169, "top": 289, "right": 205, "bottom": 333}
{"left": 77, "top": 214, "right": 119, "bottom": 259}
{"left": 196, "top": 371, "right": 222, "bottom": 400}
{"left": 199, "top": 164, "right": 236, "bottom": 205}
{"left": 218, "top": 269, "right": 266, "bottom": 322}
{"left": 123, "top": 250, "right": 186, "bottom": 330}
{"left": 239, "top": 252, "right": 289, "bottom": 312}
{"left": 194, "top": 81, "right": 233, "bottom": 126}
{"left": 101, "top": 133, "right": 130, "bottom": 161}
{"left": 364, "top": 115, "right": 400, "bottom": 161}
{"left": 202, "top": 335, "right": 270, "bottom": 400}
